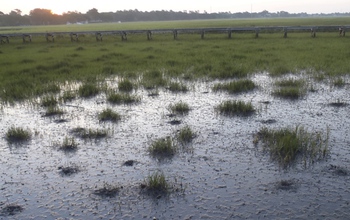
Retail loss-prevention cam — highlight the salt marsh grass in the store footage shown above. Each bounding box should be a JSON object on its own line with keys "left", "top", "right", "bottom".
{"left": 59, "top": 137, "right": 78, "bottom": 152}
{"left": 273, "top": 79, "right": 306, "bottom": 99}
{"left": 78, "top": 83, "right": 100, "bottom": 98}
{"left": 71, "top": 127, "right": 108, "bottom": 139}
{"left": 169, "top": 101, "right": 190, "bottom": 115}
{"left": 143, "top": 172, "right": 169, "bottom": 193}
{"left": 6, "top": 126, "right": 31, "bottom": 143}
{"left": 44, "top": 106, "right": 64, "bottom": 117}
{"left": 41, "top": 95, "right": 58, "bottom": 107}
{"left": 168, "top": 81, "right": 188, "bottom": 93}
{"left": 118, "top": 78, "right": 134, "bottom": 92}
{"left": 177, "top": 126, "right": 196, "bottom": 144}
{"left": 98, "top": 108, "right": 121, "bottom": 122}
{"left": 216, "top": 100, "right": 255, "bottom": 116}
{"left": 213, "top": 79, "right": 256, "bottom": 94}
{"left": 256, "top": 126, "right": 329, "bottom": 168}
{"left": 107, "top": 93, "right": 141, "bottom": 104}
{"left": 148, "top": 137, "right": 177, "bottom": 158}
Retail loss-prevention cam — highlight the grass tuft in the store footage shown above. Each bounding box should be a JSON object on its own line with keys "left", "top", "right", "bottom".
{"left": 169, "top": 101, "right": 190, "bottom": 115}
{"left": 71, "top": 127, "right": 108, "bottom": 139}
{"left": 44, "top": 106, "right": 64, "bottom": 117}
{"left": 177, "top": 126, "right": 196, "bottom": 144}
{"left": 78, "top": 83, "right": 100, "bottom": 98}
{"left": 6, "top": 126, "right": 31, "bottom": 143}
{"left": 143, "top": 171, "right": 169, "bottom": 193}
{"left": 216, "top": 100, "right": 255, "bottom": 116}
{"left": 107, "top": 93, "right": 140, "bottom": 104}
{"left": 168, "top": 81, "right": 188, "bottom": 93}
{"left": 255, "top": 126, "right": 329, "bottom": 168}
{"left": 98, "top": 108, "right": 121, "bottom": 122}
{"left": 148, "top": 137, "right": 176, "bottom": 158}
{"left": 41, "top": 95, "right": 58, "bottom": 107}
{"left": 213, "top": 79, "right": 256, "bottom": 94}
{"left": 273, "top": 79, "right": 306, "bottom": 99}
{"left": 59, "top": 137, "right": 78, "bottom": 152}
{"left": 118, "top": 78, "right": 134, "bottom": 92}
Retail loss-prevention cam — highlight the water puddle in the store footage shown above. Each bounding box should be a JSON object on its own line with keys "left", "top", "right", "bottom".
{"left": 0, "top": 73, "right": 349, "bottom": 219}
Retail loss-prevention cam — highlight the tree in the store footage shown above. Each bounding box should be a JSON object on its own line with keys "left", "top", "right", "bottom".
{"left": 29, "top": 8, "right": 54, "bottom": 25}
{"left": 86, "top": 8, "right": 99, "bottom": 21}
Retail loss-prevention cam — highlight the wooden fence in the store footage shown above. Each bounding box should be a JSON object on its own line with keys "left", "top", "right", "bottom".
{"left": 0, "top": 25, "right": 349, "bottom": 44}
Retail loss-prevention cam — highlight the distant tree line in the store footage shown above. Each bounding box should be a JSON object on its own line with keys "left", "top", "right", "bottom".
{"left": 0, "top": 8, "right": 349, "bottom": 26}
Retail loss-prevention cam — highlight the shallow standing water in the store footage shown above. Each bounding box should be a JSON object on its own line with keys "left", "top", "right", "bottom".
{"left": 0, "top": 73, "right": 350, "bottom": 219}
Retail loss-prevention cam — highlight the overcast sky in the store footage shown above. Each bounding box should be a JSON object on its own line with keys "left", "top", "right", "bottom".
{"left": 2, "top": 0, "right": 350, "bottom": 15}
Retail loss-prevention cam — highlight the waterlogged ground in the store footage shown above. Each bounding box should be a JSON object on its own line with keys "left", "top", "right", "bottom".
{"left": 1, "top": 73, "right": 350, "bottom": 219}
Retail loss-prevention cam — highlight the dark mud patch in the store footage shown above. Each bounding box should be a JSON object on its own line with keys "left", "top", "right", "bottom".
{"left": 167, "top": 120, "right": 181, "bottom": 125}
{"left": 0, "top": 204, "right": 24, "bottom": 216}
{"left": 58, "top": 165, "right": 80, "bottom": 176}
{"left": 328, "top": 102, "right": 348, "bottom": 107}
{"left": 92, "top": 184, "right": 120, "bottom": 198}
{"left": 54, "top": 118, "right": 70, "bottom": 123}
{"left": 329, "top": 164, "right": 348, "bottom": 176}
{"left": 259, "top": 119, "right": 277, "bottom": 124}
{"left": 275, "top": 179, "right": 299, "bottom": 192}
{"left": 123, "top": 160, "right": 138, "bottom": 166}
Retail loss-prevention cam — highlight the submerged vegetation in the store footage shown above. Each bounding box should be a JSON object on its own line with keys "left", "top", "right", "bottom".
{"left": 255, "top": 126, "right": 329, "bottom": 168}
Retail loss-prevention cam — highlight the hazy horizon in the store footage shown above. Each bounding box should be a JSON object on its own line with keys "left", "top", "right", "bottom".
{"left": 2, "top": 0, "right": 350, "bottom": 15}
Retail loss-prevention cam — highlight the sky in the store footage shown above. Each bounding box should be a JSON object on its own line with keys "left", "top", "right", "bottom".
{"left": 2, "top": 0, "right": 350, "bottom": 15}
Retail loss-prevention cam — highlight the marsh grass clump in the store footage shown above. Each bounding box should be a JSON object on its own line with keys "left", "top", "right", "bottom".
{"left": 98, "top": 108, "right": 121, "bottom": 122}
{"left": 213, "top": 79, "right": 256, "bottom": 94}
{"left": 143, "top": 172, "right": 169, "bottom": 194}
{"left": 6, "top": 127, "right": 31, "bottom": 143}
{"left": 177, "top": 126, "right": 196, "bottom": 144}
{"left": 93, "top": 183, "right": 119, "bottom": 198}
{"left": 107, "top": 93, "right": 140, "bottom": 105}
{"left": 58, "top": 164, "right": 80, "bottom": 176}
{"left": 168, "top": 81, "right": 188, "bottom": 93}
{"left": 255, "top": 126, "right": 329, "bottom": 168}
{"left": 273, "top": 79, "right": 306, "bottom": 99}
{"left": 59, "top": 137, "right": 78, "bottom": 152}
{"left": 216, "top": 100, "right": 255, "bottom": 116}
{"left": 41, "top": 95, "right": 58, "bottom": 107}
{"left": 148, "top": 137, "right": 177, "bottom": 158}
{"left": 169, "top": 101, "right": 190, "bottom": 115}
{"left": 44, "top": 106, "right": 64, "bottom": 117}
{"left": 78, "top": 83, "right": 100, "bottom": 98}
{"left": 118, "top": 79, "right": 134, "bottom": 92}
{"left": 71, "top": 127, "right": 108, "bottom": 139}
{"left": 59, "top": 91, "right": 76, "bottom": 102}
{"left": 141, "top": 70, "right": 168, "bottom": 89}
{"left": 333, "top": 78, "right": 345, "bottom": 87}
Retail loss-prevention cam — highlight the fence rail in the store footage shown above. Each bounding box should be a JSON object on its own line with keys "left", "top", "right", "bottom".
{"left": 1, "top": 25, "right": 349, "bottom": 43}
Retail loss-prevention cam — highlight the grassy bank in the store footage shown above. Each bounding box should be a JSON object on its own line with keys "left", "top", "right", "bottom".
{"left": 1, "top": 18, "right": 350, "bottom": 102}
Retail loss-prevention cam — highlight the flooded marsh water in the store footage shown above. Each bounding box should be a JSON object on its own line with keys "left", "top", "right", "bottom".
{"left": 0, "top": 73, "right": 350, "bottom": 219}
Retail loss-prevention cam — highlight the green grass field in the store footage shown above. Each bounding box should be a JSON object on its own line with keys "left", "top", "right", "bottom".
{"left": 1, "top": 18, "right": 350, "bottom": 102}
